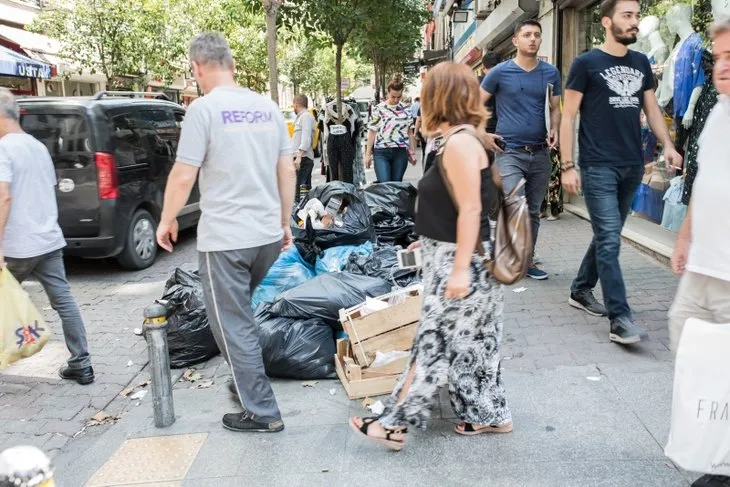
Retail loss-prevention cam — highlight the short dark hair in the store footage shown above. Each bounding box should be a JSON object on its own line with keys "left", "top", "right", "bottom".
{"left": 599, "top": 0, "right": 638, "bottom": 20}
{"left": 514, "top": 19, "right": 542, "bottom": 36}
{"left": 414, "top": 97, "right": 420, "bottom": 102}
{"left": 294, "top": 94, "right": 309, "bottom": 108}
{"left": 482, "top": 51, "right": 501, "bottom": 69}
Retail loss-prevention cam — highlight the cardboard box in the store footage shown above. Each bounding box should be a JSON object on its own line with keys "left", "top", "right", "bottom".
{"left": 334, "top": 339, "right": 405, "bottom": 399}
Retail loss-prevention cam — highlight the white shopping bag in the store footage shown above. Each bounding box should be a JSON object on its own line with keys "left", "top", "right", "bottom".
{"left": 665, "top": 318, "right": 730, "bottom": 475}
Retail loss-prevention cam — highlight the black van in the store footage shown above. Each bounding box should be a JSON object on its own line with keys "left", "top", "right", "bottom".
{"left": 17, "top": 92, "right": 200, "bottom": 270}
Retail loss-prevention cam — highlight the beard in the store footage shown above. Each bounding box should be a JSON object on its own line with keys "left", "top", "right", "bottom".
{"left": 611, "top": 24, "right": 639, "bottom": 45}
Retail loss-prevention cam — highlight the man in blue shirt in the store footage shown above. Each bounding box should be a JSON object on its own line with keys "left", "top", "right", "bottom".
{"left": 481, "top": 20, "right": 562, "bottom": 280}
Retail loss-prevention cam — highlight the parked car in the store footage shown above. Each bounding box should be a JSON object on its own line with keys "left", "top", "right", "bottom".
{"left": 17, "top": 91, "right": 201, "bottom": 270}
{"left": 281, "top": 107, "right": 321, "bottom": 158}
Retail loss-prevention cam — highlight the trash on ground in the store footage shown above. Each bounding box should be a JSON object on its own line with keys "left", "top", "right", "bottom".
{"left": 586, "top": 376, "right": 601, "bottom": 381}
{"left": 193, "top": 380, "right": 214, "bottom": 389}
{"left": 127, "top": 360, "right": 133, "bottom": 367}
{"left": 182, "top": 368, "right": 203, "bottom": 382}
{"left": 129, "top": 390, "right": 148, "bottom": 400}
{"left": 367, "top": 400, "right": 385, "bottom": 415}
{"left": 252, "top": 246, "right": 316, "bottom": 309}
{"left": 361, "top": 397, "right": 376, "bottom": 408}
{"left": 513, "top": 287, "right": 528, "bottom": 293}
{"left": 302, "top": 381, "right": 319, "bottom": 387}
{"left": 87, "top": 411, "right": 120, "bottom": 426}
{"left": 329, "top": 388, "right": 337, "bottom": 396}
{"left": 369, "top": 350, "right": 410, "bottom": 369}
{"left": 133, "top": 328, "right": 143, "bottom": 336}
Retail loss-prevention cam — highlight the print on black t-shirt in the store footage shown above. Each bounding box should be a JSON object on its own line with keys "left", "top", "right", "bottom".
{"left": 566, "top": 49, "right": 654, "bottom": 166}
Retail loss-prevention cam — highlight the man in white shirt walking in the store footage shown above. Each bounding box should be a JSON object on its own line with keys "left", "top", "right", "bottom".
{"left": 0, "top": 88, "right": 94, "bottom": 385}
{"left": 668, "top": 18, "right": 730, "bottom": 487}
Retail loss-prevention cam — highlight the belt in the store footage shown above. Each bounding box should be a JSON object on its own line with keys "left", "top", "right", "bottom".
{"left": 514, "top": 143, "right": 548, "bottom": 153}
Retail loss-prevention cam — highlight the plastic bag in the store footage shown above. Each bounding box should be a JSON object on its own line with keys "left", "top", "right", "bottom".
{"left": 666, "top": 318, "right": 730, "bottom": 475}
{"left": 293, "top": 181, "right": 375, "bottom": 250}
{"left": 160, "top": 268, "right": 220, "bottom": 369}
{"left": 256, "top": 305, "right": 336, "bottom": 380}
{"left": 344, "top": 246, "right": 420, "bottom": 287}
{"left": 365, "top": 183, "right": 418, "bottom": 246}
{"left": 661, "top": 177, "right": 688, "bottom": 233}
{"left": 270, "top": 272, "right": 392, "bottom": 325}
{"left": 0, "top": 270, "right": 49, "bottom": 369}
{"left": 364, "top": 183, "right": 418, "bottom": 219}
{"left": 315, "top": 241, "right": 373, "bottom": 275}
{"left": 252, "top": 246, "right": 316, "bottom": 309}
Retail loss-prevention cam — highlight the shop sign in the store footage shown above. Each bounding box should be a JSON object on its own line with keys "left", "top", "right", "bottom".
{"left": 403, "top": 60, "right": 420, "bottom": 75}
{"left": 16, "top": 62, "right": 51, "bottom": 79}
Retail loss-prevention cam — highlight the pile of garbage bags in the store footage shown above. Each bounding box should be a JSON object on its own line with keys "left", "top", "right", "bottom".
{"left": 160, "top": 181, "right": 423, "bottom": 379}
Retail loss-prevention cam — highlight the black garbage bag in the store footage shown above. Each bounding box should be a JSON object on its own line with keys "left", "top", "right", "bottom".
{"left": 364, "top": 183, "right": 418, "bottom": 219}
{"left": 160, "top": 268, "right": 220, "bottom": 369}
{"left": 270, "top": 272, "right": 392, "bottom": 326}
{"left": 292, "top": 181, "right": 375, "bottom": 250}
{"left": 364, "top": 183, "right": 418, "bottom": 247}
{"left": 344, "top": 246, "right": 420, "bottom": 287}
{"left": 256, "top": 305, "right": 336, "bottom": 380}
{"left": 370, "top": 208, "right": 416, "bottom": 246}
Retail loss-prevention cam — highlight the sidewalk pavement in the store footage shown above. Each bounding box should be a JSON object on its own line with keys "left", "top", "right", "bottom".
{"left": 46, "top": 212, "right": 693, "bottom": 487}
{"left": 1, "top": 167, "right": 694, "bottom": 486}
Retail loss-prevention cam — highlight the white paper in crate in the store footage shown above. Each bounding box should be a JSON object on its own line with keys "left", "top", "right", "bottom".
{"left": 665, "top": 318, "right": 730, "bottom": 475}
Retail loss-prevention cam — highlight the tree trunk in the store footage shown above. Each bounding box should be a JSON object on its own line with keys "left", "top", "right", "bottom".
{"left": 335, "top": 42, "right": 343, "bottom": 119}
{"left": 373, "top": 61, "right": 380, "bottom": 101}
{"left": 264, "top": 0, "right": 280, "bottom": 104}
{"left": 293, "top": 81, "right": 299, "bottom": 95}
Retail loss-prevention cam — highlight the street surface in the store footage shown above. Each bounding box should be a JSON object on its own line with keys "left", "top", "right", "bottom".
{"left": 0, "top": 160, "right": 692, "bottom": 486}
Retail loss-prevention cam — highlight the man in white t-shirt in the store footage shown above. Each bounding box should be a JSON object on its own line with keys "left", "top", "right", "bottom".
{"left": 0, "top": 88, "right": 94, "bottom": 385}
{"left": 668, "top": 19, "right": 730, "bottom": 486}
{"left": 156, "top": 33, "right": 296, "bottom": 434}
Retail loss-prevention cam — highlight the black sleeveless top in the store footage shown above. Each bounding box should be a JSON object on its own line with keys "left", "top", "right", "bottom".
{"left": 415, "top": 157, "right": 493, "bottom": 244}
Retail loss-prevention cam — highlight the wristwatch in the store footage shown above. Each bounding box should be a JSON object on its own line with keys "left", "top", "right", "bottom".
{"left": 561, "top": 161, "right": 576, "bottom": 171}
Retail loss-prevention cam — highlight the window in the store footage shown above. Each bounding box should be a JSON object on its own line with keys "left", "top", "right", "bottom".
{"left": 20, "top": 113, "right": 92, "bottom": 170}
{"left": 110, "top": 111, "right": 151, "bottom": 167}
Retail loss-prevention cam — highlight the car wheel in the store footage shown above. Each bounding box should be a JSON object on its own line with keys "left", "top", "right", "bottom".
{"left": 117, "top": 209, "right": 158, "bottom": 270}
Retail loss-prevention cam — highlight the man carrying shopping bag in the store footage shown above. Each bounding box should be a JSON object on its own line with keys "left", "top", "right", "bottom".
{"left": 0, "top": 88, "right": 94, "bottom": 384}
{"left": 666, "top": 18, "right": 730, "bottom": 487}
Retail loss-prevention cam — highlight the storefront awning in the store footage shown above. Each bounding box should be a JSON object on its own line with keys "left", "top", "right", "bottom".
{"left": 422, "top": 49, "right": 449, "bottom": 65}
{"left": 0, "top": 44, "right": 52, "bottom": 79}
{"left": 473, "top": 0, "right": 539, "bottom": 50}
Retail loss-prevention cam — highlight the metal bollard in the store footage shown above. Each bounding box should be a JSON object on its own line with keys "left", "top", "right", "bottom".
{"left": 143, "top": 303, "right": 175, "bottom": 428}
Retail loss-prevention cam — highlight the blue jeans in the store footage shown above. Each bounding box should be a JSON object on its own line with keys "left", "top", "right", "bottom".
{"left": 571, "top": 164, "right": 644, "bottom": 320}
{"left": 5, "top": 249, "right": 92, "bottom": 369}
{"left": 374, "top": 147, "right": 409, "bottom": 182}
{"left": 496, "top": 148, "right": 552, "bottom": 255}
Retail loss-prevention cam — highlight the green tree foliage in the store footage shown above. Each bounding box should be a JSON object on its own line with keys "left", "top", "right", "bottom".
{"left": 352, "top": 0, "right": 429, "bottom": 98}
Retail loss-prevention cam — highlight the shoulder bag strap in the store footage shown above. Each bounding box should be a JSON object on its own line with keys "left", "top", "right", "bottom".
{"left": 435, "top": 125, "right": 490, "bottom": 257}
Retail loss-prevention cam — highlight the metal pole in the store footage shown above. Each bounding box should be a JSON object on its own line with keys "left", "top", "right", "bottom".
{"left": 143, "top": 303, "right": 175, "bottom": 428}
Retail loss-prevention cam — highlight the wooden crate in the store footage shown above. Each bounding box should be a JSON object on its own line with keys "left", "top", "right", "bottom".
{"left": 339, "top": 287, "right": 422, "bottom": 367}
{"left": 334, "top": 339, "right": 408, "bottom": 399}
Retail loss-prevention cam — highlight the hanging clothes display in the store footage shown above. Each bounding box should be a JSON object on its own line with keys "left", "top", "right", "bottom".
{"left": 323, "top": 100, "right": 359, "bottom": 184}
{"left": 682, "top": 50, "right": 719, "bottom": 205}
{"left": 662, "top": 176, "right": 688, "bottom": 232}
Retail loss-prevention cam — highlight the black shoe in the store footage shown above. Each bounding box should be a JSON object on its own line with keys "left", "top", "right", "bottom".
{"left": 222, "top": 411, "right": 284, "bottom": 433}
{"left": 59, "top": 365, "right": 95, "bottom": 385}
{"left": 692, "top": 475, "right": 730, "bottom": 487}
{"left": 609, "top": 316, "right": 647, "bottom": 345}
{"left": 569, "top": 290, "right": 608, "bottom": 317}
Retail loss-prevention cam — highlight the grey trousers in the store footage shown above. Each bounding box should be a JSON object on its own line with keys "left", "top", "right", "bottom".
{"left": 496, "top": 148, "right": 552, "bottom": 255}
{"left": 5, "top": 249, "right": 92, "bottom": 369}
{"left": 198, "top": 240, "right": 282, "bottom": 422}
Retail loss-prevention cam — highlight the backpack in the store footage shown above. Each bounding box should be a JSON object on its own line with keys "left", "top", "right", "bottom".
{"left": 435, "top": 125, "right": 532, "bottom": 285}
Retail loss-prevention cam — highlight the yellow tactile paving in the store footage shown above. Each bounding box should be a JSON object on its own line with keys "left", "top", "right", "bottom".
{"left": 85, "top": 433, "right": 207, "bottom": 487}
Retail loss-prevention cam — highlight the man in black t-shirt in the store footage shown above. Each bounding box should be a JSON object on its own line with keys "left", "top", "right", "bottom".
{"left": 478, "top": 51, "right": 501, "bottom": 134}
{"left": 560, "top": 0, "right": 682, "bottom": 345}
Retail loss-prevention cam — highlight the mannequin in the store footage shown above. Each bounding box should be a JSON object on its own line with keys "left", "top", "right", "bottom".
{"left": 322, "top": 100, "right": 359, "bottom": 183}
{"left": 656, "top": 4, "right": 705, "bottom": 130}
{"left": 638, "top": 16, "right": 669, "bottom": 67}
{"left": 682, "top": 0, "right": 730, "bottom": 204}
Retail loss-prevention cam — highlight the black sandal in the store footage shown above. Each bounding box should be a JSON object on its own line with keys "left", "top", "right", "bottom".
{"left": 349, "top": 416, "right": 407, "bottom": 451}
{"left": 455, "top": 421, "right": 513, "bottom": 436}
